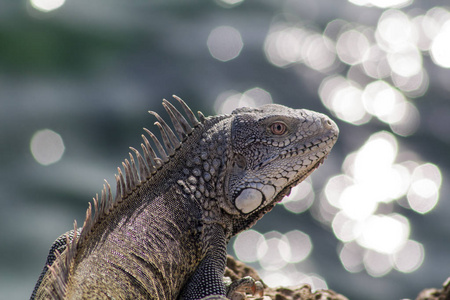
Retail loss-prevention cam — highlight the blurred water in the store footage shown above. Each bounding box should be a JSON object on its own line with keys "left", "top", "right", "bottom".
{"left": 1, "top": 1, "right": 450, "bottom": 299}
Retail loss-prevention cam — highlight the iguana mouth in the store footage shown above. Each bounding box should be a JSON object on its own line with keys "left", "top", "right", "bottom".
{"left": 276, "top": 155, "right": 327, "bottom": 203}
{"left": 315, "top": 156, "right": 326, "bottom": 168}
{"left": 300, "top": 155, "right": 327, "bottom": 181}
{"left": 257, "top": 141, "right": 329, "bottom": 170}
{"left": 279, "top": 136, "right": 335, "bottom": 166}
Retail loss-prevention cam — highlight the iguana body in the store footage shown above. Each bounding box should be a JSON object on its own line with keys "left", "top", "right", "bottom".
{"left": 31, "top": 97, "right": 339, "bottom": 299}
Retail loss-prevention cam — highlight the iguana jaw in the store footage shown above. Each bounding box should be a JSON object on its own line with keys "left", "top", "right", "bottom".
{"left": 278, "top": 155, "right": 327, "bottom": 201}
{"left": 227, "top": 154, "right": 331, "bottom": 236}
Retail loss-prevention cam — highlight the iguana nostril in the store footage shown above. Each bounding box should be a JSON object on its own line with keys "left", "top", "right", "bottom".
{"left": 323, "top": 118, "right": 333, "bottom": 129}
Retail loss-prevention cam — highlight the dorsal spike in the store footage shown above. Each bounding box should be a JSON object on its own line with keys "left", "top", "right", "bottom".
{"left": 67, "top": 221, "right": 78, "bottom": 268}
{"left": 197, "top": 111, "right": 206, "bottom": 123}
{"left": 105, "top": 180, "right": 113, "bottom": 206}
{"left": 101, "top": 184, "right": 106, "bottom": 202}
{"left": 162, "top": 99, "right": 191, "bottom": 139}
{"left": 91, "top": 197, "right": 98, "bottom": 225}
{"left": 114, "top": 173, "right": 122, "bottom": 203}
{"left": 94, "top": 193, "right": 102, "bottom": 218}
{"left": 99, "top": 188, "right": 106, "bottom": 217}
{"left": 101, "top": 185, "right": 107, "bottom": 214}
{"left": 140, "top": 143, "right": 155, "bottom": 175}
{"left": 149, "top": 111, "right": 181, "bottom": 150}
{"left": 80, "top": 202, "right": 93, "bottom": 242}
{"left": 140, "top": 137, "right": 158, "bottom": 174}
{"left": 122, "top": 160, "right": 134, "bottom": 194}
{"left": 93, "top": 194, "right": 99, "bottom": 224}
{"left": 155, "top": 122, "right": 176, "bottom": 156}
{"left": 128, "top": 153, "right": 140, "bottom": 184}
{"left": 161, "top": 102, "right": 185, "bottom": 141}
{"left": 172, "top": 95, "right": 200, "bottom": 127}
{"left": 102, "top": 180, "right": 113, "bottom": 215}
{"left": 143, "top": 128, "right": 169, "bottom": 163}
{"left": 130, "top": 147, "right": 150, "bottom": 182}
{"left": 117, "top": 167, "right": 126, "bottom": 199}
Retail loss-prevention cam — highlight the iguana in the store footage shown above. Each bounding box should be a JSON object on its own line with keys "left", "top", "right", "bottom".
{"left": 31, "top": 96, "right": 339, "bottom": 300}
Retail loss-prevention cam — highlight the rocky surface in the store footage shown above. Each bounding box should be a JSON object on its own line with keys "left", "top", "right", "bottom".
{"left": 415, "top": 277, "right": 450, "bottom": 300}
{"left": 225, "top": 255, "right": 450, "bottom": 300}
{"left": 225, "top": 255, "right": 348, "bottom": 300}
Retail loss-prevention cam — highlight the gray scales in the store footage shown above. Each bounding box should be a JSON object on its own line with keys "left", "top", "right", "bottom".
{"left": 31, "top": 96, "right": 339, "bottom": 300}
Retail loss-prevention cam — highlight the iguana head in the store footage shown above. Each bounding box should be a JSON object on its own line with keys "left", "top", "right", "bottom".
{"left": 221, "top": 104, "right": 338, "bottom": 232}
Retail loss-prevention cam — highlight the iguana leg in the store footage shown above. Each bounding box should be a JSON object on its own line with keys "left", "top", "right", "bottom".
{"left": 30, "top": 228, "right": 81, "bottom": 300}
{"left": 180, "top": 252, "right": 228, "bottom": 299}
{"left": 180, "top": 222, "right": 265, "bottom": 300}
{"left": 179, "top": 224, "right": 228, "bottom": 299}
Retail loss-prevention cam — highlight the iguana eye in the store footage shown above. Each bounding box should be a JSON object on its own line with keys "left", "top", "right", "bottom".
{"left": 270, "top": 122, "right": 287, "bottom": 135}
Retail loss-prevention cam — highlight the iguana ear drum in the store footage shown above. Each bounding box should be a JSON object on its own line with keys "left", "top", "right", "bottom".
{"left": 234, "top": 188, "right": 263, "bottom": 214}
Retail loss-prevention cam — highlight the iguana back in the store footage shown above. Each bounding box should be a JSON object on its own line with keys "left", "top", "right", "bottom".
{"left": 32, "top": 97, "right": 339, "bottom": 299}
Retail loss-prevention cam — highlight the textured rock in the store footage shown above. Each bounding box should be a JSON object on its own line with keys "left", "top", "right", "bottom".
{"left": 226, "top": 256, "right": 450, "bottom": 300}
{"left": 416, "top": 277, "right": 450, "bottom": 300}
{"left": 225, "top": 256, "right": 348, "bottom": 300}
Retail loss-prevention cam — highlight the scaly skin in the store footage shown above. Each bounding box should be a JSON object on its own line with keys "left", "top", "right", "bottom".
{"left": 31, "top": 97, "right": 338, "bottom": 300}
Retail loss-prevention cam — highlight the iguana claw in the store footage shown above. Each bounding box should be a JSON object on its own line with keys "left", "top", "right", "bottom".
{"left": 226, "top": 276, "right": 264, "bottom": 299}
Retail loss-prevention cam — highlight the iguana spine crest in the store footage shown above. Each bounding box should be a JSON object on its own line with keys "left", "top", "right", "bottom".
{"left": 49, "top": 96, "right": 205, "bottom": 298}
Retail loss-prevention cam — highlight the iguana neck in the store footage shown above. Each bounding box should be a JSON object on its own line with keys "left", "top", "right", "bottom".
{"left": 172, "top": 116, "right": 235, "bottom": 230}
{"left": 79, "top": 115, "right": 232, "bottom": 247}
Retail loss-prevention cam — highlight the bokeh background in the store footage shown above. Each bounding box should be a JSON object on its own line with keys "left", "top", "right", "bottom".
{"left": 1, "top": 0, "right": 450, "bottom": 299}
